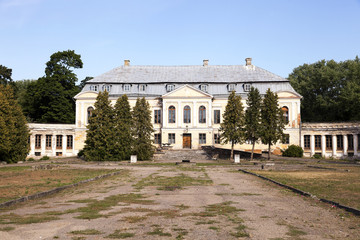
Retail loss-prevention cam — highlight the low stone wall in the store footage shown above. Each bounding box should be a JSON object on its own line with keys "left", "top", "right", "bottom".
{"left": 0, "top": 171, "right": 123, "bottom": 208}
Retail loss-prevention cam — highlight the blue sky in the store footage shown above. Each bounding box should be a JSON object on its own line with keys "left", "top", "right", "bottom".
{"left": 1, "top": 0, "right": 360, "bottom": 82}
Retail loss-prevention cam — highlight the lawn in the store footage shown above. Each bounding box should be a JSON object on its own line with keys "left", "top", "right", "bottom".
{"left": 253, "top": 166, "right": 360, "bottom": 210}
{"left": 0, "top": 166, "right": 118, "bottom": 203}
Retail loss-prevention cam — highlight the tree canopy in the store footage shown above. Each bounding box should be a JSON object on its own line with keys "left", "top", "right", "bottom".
{"left": 244, "top": 87, "right": 262, "bottom": 161}
{"left": 0, "top": 84, "right": 29, "bottom": 163}
{"left": 0, "top": 65, "right": 12, "bottom": 85}
{"left": 220, "top": 91, "right": 244, "bottom": 160}
{"left": 289, "top": 56, "right": 360, "bottom": 122}
{"left": 260, "top": 89, "right": 285, "bottom": 160}
{"left": 23, "top": 50, "right": 83, "bottom": 123}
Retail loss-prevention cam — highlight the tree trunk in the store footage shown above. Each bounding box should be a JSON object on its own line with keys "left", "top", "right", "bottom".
{"left": 230, "top": 142, "right": 234, "bottom": 161}
{"left": 268, "top": 143, "right": 271, "bottom": 160}
{"left": 251, "top": 141, "right": 255, "bottom": 161}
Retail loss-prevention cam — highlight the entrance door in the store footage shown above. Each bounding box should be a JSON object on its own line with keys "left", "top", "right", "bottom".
{"left": 183, "top": 134, "right": 191, "bottom": 149}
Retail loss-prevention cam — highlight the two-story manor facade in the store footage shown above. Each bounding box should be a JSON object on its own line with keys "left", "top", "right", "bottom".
{"left": 71, "top": 58, "right": 301, "bottom": 154}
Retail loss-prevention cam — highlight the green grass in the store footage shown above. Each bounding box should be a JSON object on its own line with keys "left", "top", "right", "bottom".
{"left": 0, "top": 226, "right": 15, "bottom": 231}
{"left": 106, "top": 230, "right": 135, "bottom": 239}
{"left": 147, "top": 227, "right": 172, "bottom": 237}
{"left": 253, "top": 167, "right": 360, "bottom": 209}
{"left": 286, "top": 225, "right": 307, "bottom": 237}
{"left": 122, "top": 215, "right": 147, "bottom": 223}
{"left": 0, "top": 212, "right": 62, "bottom": 224}
{"left": 134, "top": 173, "right": 213, "bottom": 191}
{"left": 0, "top": 166, "right": 31, "bottom": 172}
{"left": 70, "top": 229, "right": 103, "bottom": 235}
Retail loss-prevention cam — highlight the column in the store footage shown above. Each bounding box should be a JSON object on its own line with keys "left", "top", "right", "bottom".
{"left": 30, "top": 135, "right": 35, "bottom": 155}
{"left": 177, "top": 100, "right": 181, "bottom": 128}
{"left": 354, "top": 134, "right": 358, "bottom": 156}
{"left": 62, "top": 135, "right": 67, "bottom": 156}
{"left": 52, "top": 135, "right": 56, "bottom": 156}
{"left": 193, "top": 101, "right": 197, "bottom": 127}
{"left": 208, "top": 99, "right": 212, "bottom": 128}
{"left": 321, "top": 135, "right": 326, "bottom": 158}
{"left": 41, "top": 134, "right": 46, "bottom": 155}
{"left": 80, "top": 102, "right": 84, "bottom": 127}
{"left": 163, "top": 101, "right": 167, "bottom": 128}
{"left": 300, "top": 135, "right": 304, "bottom": 149}
{"left": 343, "top": 134, "right": 348, "bottom": 156}
{"left": 332, "top": 135, "right": 337, "bottom": 157}
{"left": 310, "top": 135, "right": 315, "bottom": 156}
{"left": 291, "top": 102, "right": 295, "bottom": 127}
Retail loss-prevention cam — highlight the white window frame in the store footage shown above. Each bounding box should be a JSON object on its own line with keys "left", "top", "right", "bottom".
{"left": 200, "top": 84, "right": 208, "bottom": 92}
{"left": 228, "top": 84, "right": 235, "bottom": 92}
{"left": 139, "top": 84, "right": 146, "bottom": 92}
{"left": 102, "top": 85, "right": 112, "bottom": 92}
{"left": 90, "top": 85, "right": 98, "bottom": 92}
{"left": 124, "top": 84, "right": 131, "bottom": 92}
{"left": 244, "top": 83, "right": 251, "bottom": 92}
{"left": 166, "top": 84, "right": 175, "bottom": 92}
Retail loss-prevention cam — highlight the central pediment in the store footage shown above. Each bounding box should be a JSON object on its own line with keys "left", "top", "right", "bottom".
{"left": 162, "top": 85, "right": 213, "bottom": 99}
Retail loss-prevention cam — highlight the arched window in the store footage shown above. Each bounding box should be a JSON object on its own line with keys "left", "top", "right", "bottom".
{"left": 281, "top": 106, "right": 289, "bottom": 124}
{"left": 184, "top": 106, "right": 191, "bottom": 123}
{"left": 168, "top": 106, "right": 176, "bottom": 123}
{"left": 199, "top": 106, "right": 206, "bottom": 123}
{"left": 87, "top": 107, "right": 94, "bottom": 124}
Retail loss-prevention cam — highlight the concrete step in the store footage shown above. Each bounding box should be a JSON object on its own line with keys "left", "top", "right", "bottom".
{"left": 154, "top": 149, "right": 210, "bottom": 161}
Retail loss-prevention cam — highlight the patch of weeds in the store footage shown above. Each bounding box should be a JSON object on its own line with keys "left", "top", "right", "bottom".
{"left": 209, "top": 226, "right": 219, "bottom": 231}
{"left": 70, "top": 229, "right": 102, "bottom": 235}
{"left": 122, "top": 216, "right": 147, "bottom": 223}
{"left": 257, "top": 203, "right": 265, "bottom": 207}
{"left": 134, "top": 173, "right": 212, "bottom": 191}
{"left": 204, "top": 201, "right": 244, "bottom": 216}
{"left": 232, "top": 192, "right": 262, "bottom": 196}
{"left": 286, "top": 225, "right": 307, "bottom": 237}
{"left": 219, "top": 183, "right": 230, "bottom": 186}
{"left": 173, "top": 228, "right": 188, "bottom": 240}
{"left": 0, "top": 166, "right": 31, "bottom": 172}
{"left": 230, "top": 224, "right": 249, "bottom": 238}
{"left": 71, "top": 194, "right": 154, "bottom": 219}
{"left": 71, "top": 237, "right": 86, "bottom": 240}
{"left": 0, "top": 212, "right": 61, "bottom": 224}
{"left": 147, "top": 209, "right": 181, "bottom": 218}
{"left": 0, "top": 226, "right": 15, "bottom": 231}
{"left": 260, "top": 216, "right": 270, "bottom": 218}
{"left": 176, "top": 166, "right": 205, "bottom": 172}
{"left": 106, "top": 230, "right": 134, "bottom": 239}
{"left": 269, "top": 238, "right": 285, "bottom": 240}
{"left": 147, "top": 227, "right": 172, "bottom": 236}
{"left": 195, "top": 220, "right": 218, "bottom": 225}
{"left": 67, "top": 199, "right": 97, "bottom": 204}
{"left": 174, "top": 204, "right": 190, "bottom": 210}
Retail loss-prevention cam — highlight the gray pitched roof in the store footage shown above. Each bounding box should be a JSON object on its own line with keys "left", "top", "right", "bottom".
{"left": 87, "top": 65, "right": 288, "bottom": 84}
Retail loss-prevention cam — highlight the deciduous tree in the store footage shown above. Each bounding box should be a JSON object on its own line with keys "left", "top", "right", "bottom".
{"left": 244, "top": 87, "right": 262, "bottom": 161}
{"left": 0, "top": 85, "right": 29, "bottom": 163}
{"left": 0, "top": 65, "right": 12, "bottom": 85}
{"left": 220, "top": 91, "right": 244, "bottom": 160}
{"left": 260, "top": 89, "right": 285, "bottom": 160}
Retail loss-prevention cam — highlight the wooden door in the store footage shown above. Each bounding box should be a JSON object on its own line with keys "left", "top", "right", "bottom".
{"left": 183, "top": 134, "right": 191, "bottom": 149}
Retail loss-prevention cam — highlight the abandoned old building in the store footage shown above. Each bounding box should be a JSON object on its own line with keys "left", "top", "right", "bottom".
{"left": 27, "top": 58, "right": 360, "bottom": 159}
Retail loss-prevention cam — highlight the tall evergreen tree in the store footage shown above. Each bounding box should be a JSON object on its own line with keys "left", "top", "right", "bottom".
{"left": 113, "top": 95, "right": 133, "bottom": 160}
{"left": 132, "top": 97, "right": 154, "bottom": 160}
{"left": 260, "top": 89, "right": 285, "bottom": 160}
{"left": 219, "top": 91, "right": 245, "bottom": 160}
{"left": 84, "top": 91, "right": 114, "bottom": 161}
{"left": 0, "top": 65, "right": 12, "bottom": 85}
{"left": 244, "top": 87, "right": 262, "bottom": 161}
{"left": 0, "top": 85, "right": 29, "bottom": 163}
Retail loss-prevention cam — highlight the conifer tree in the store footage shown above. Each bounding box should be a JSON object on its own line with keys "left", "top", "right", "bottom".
{"left": 84, "top": 91, "right": 114, "bottom": 161}
{"left": 0, "top": 85, "right": 29, "bottom": 163}
{"left": 219, "top": 91, "right": 245, "bottom": 160}
{"left": 132, "top": 97, "right": 154, "bottom": 160}
{"left": 244, "top": 87, "right": 262, "bottom": 161}
{"left": 113, "top": 95, "right": 133, "bottom": 160}
{"left": 260, "top": 89, "right": 285, "bottom": 160}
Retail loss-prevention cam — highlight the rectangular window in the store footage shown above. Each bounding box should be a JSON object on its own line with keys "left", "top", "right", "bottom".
{"left": 56, "top": 135, "right": 63, "bottom": 149}
{"left": 124, "top": 84, "right": 130, "bottom": 91}
{"left": 46, "top": 135, "right": 52, "bottom": 148}
{"left": 139, "top": 84, "right": 146, "bottom": 92}
{"left": 348, "top": 134, "right": 354, "bottom": 150}
{"left": 168, "top": 133, "right": 175, "bottom": 144}
{"left": 154, "top": 133, "right": 161, "bottom": 144}
{"left": 228, "top": 84, "right": 235, "bottom": 92}
{"left": 214, "top": 110, "right": 221, "bottom": 124}
{"left": 244, "top": 84, "right": 251, "bottom": 92}
{"left": 154, "top": 110, "right": 161, "bottom": 124}
{"left": 166, "top": 84, "right": 175, "bottom": 92}
{"left": 337, "top": 135, "right": 343, "bottom": 150}
{"left": 90, "top": 85, "right": 98, "bottom": 91}
{"left": 102, "top": 85, "right": 111, "bottom": 92}
{"left": 326, "top": 135, "right": 332, "bottom": 150}
{"left": 304, "top": 135, "right": 310, "bottom": 149}
{"left": 282, "top": 134, "right": 290, "bottom": 144}
{"left": 214, "top": 134, "right": 220, "bottom": 144}
{"left": 67, "top": 135, "right": 73, "bottom": 149}
{"left": 200, "top": 85, "right": 207, "bottom": 92}
{"left": 315, "top": 135, "right": 321, "bottom": 149}
{"left": 35, "top": 135, "right": 41, "bottom": 149}
{"left": 199, "top": 133, "right": 206, "bottom": 144}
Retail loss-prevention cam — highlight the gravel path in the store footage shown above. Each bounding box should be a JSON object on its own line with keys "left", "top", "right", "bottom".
{"left": 0, "top": 164, "right": 359, "bottom": 240}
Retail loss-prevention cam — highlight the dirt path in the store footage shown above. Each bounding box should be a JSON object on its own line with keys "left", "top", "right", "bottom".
{"left": 0, "top": 164, "right": 359, "bottom": 240}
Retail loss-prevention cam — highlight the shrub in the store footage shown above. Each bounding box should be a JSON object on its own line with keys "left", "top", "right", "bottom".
{"left": 27, "top": 158, "right": 35, "bottom": 162}
{"left": 282, "top": 145, "right": 303, "bottom": 158}
{"left": 40, "top": 156, "right": 50, "bottom": 161}
{"left": 312, "top": 153, "right": 322, "bottom": 159}
{"left": 77, "top": 149, "right": 84, "bottom": 158}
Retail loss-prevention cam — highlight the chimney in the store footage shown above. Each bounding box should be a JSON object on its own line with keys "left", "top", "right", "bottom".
{"left": 245, "top": 58, "right": 252, "bottom": 66}
{"left": 124, "top": 60, "right": 130, "bottom": 66}
{"left": 203, "top": 59, "right": 209, "bottom": 66}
